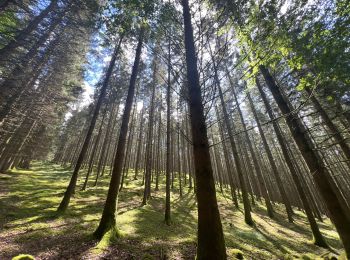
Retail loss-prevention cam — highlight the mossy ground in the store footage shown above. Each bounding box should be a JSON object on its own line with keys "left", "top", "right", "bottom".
{"left": 0, "top": 161, "right": 344, "bottom": 259}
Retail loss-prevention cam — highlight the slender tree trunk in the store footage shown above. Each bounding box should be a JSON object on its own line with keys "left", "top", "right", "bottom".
{"left": 246, "top": 91, "right": 293, "bottom": 222}
{"left": 82, "top": 109, "right": 107, "bottom": 190}
{"left": 227, "top": 77, "right": 274, "bottom": 217}
{"left": 165, "top": 35, "right": 171, "bottom": 225}
{"left": 93, "top": 28, "right": 144, "bottom": 239}
{"left": 155, "top": 110, "right": 162, "bottom": 191}
{"left": 57, "top": 36, "right": 123, "bottom": 213}
{"left": 141, "top": 49, "right": 158, "bottom": 205}
{"left": 216, "top": 108, "right": 239, "bottom": 208}
{"left": 177, "top": 121, "right": 183, "bottom": 197}
{"left": 306, "top": 88, "right": 350, "bottom": 162}
{"left": 249, "top": 86, "right": 328, "bottom": 246}
{"left": 181, "top": 0, "right": 226, "bottom": 258}
{"left": 260, "top": 65, "right": 350, "bottom": 256}
{"left": 134, "top": 107, "right": 145, "bottom": 180}
{"left": 120, "top": 105, "right": 136, "bottom": 191}
{"left": 95, "top": 102, "right": 117, "bottom": 185}
{"left": 217, "top": 84, "right": 253, "bottom": 226}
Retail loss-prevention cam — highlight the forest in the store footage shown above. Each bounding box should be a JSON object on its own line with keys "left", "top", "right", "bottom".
{"left": 0, "top": 0, "right": 349, "bottom": 259}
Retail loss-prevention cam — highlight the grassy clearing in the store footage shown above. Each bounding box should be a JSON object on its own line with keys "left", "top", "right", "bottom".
{"left": 0, "top": 161, "right": 344, "bottom": 259}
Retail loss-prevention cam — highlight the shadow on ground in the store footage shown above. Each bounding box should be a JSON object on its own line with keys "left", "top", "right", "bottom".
{"left": 0, "top": 161, "right": 344, "bottom": 259}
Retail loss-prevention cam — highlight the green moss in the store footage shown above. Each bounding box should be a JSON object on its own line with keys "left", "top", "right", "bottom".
{"left": 93, "top": 226, "right": 124, "bottom": 254}
{"left": 229, "top": 249, "right": 244, "bottom": 259}
{"left": 12, "top": 254, "right": 35, "bottom": 260}
{"left": 0, "top": 161, "right": 344, "bottom": 260}
{"left": 338, "top": 251, "right": 347, "bottom": 260}
{"left": 283, "top": 253, "right": 295, "bottom": 260}
{"left": 141, "top": 253, "right": 155, "bottom": 260}
{"left": 301, "top": 253, "right": 317, "bottom": 260}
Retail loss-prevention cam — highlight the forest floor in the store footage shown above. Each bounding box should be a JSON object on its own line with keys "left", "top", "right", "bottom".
{"left": 0, "top": 161, "right": 345, "bottom": 259}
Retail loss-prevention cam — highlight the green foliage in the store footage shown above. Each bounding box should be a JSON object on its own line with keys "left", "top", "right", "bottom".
{"left": 0, "top": 11, "right": 20, "bottom": 47}
{"left": 218, "top": 0, "right": 349, "bottom": 101}
{"left": 101, "top": 0, "right": 158, "bottom": 41}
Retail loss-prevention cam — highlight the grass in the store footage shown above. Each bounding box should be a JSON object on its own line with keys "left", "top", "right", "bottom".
{"left": 0, "top": 161, "right": 344, "bottom": 259}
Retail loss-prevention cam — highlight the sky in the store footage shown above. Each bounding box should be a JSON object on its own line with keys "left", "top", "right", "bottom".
{"left": 65, "top": 34, "right": 112, "bottom": 120}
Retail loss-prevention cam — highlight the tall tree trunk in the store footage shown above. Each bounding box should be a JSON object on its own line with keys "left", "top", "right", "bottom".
{"left": 216, "top": 108, "right": 239, "bottom": 208}
{"left": 134, "top": 107, "right": 145, "bottom": 180}
{"left": 181, "top": 0, "right": 226, "bottom": 258}
{"left": 245, "top": 90, "right": 294, "bottom": 222}
{"left": 249, "top": 85, "right": 328, "bottom": 247}
{"left": 120, "top": 105, "right": 136, "bottom": 191}
{"left": 155, "top": 109, "right": 162, "bottom": 191}
{"left": 259, "top": 65, "right": 350, "bottom": 256}
{"left": 217, "top": 84, "right": 253, "bottom": 226}
{"left": 306, "top": 88, "right": 350, "bottom": 163}
{"left": 82, "top": 109, "right": 107, "bottom": 190}
{"left": 95, "top": 102, "right": 117, "bottom": 185}
{"left": 93, "top": 28, "right": 144, "bottom": 239}
{"left": 57, "top": 36, "right": 123, "bottom": 213}
{"left": 142, "top": 49, "right": 158, "bottom": 205}
{"left": 165, "top": 35, "right": 171, "bottom": 225}
{"left": 227, "top": 75, "right": 274, "bottom": 218}
{"left": 177, "top": 121, "right": 183, "bottom": 197}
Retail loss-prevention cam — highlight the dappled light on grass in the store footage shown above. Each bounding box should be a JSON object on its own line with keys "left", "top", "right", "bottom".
{"left": 0, "top": 162, "right": 344, "bottom": 259}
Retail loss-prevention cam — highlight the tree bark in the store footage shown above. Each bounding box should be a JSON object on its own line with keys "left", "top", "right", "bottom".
{"left": 246, "top": 90, "right": 293, "bottom": 222}
{"left": 260, "top": 65, "right": 350, "bottom": 256}
{"left": 142, "top": 49, "right": 158, "bottom": 205}
{"left": 181, "top": 0, "right": 226, "bottom": 258}
{"left": 57, "top": 36, "right": 123, "bottom": 213}
{"left": 93, "top": 28, "right": 144, "bottom": 239}
{"left": 218, "top": 84, "right": 253, "bottom": 226}
{"left": 165, "top": 35, "right": 171, "bottom": 225}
